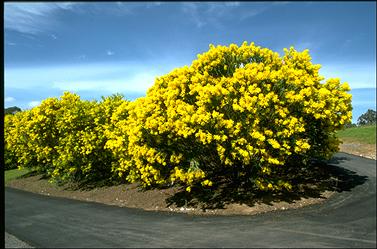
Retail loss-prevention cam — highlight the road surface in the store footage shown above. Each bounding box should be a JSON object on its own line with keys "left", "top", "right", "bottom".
{"left": 5, "top": 153, "right": 376, "bottom": 248}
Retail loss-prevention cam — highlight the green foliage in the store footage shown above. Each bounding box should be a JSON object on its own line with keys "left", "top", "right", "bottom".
{"left": 4, "top": 148, "right": 18, "bottom": 170}
{"left": 357, "top": 109, "right": 376, "bottom": 126}
{"left": 5, "top": 106, "right": 22, "bottom": 115}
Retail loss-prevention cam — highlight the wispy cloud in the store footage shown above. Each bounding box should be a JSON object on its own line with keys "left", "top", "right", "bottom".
{"left": 51, "top": 34, "right": 57, "bottom": 40}
{"left": 5, "top": 96, "right": 15, "bottom": 102}
{"left": 224, "top": 2, "right": 241, "bottom": 7}
{"left": 340, "top": 39, "right": 353, "bottom": 50}
{"left": 52, "top": 72, "right": 157, "bottom": 94}
{"left": 319, "top": 62, "right": 376, "bottom": 89}
{"left": 146, "top": 2, "right": 163, "bottom": 8}
{"left": 28, "top": 100, "right": 41, "bottom": 108}
{"left": 4, "top": 3, "right": 150, "bottom": 35}
{"left": 239, "top": 4, "right": 270, "bottom": 21}
{"left": 181, "top": 2, "right": 268, "bottom": 28}
{"left": 182, "top": 3, "right": 205, "bottom": 28}
{"left": 6, "top": 41, "right": 16, "bottom": 46}
{"left": 294, "top": 41, "right": 315, "bottom": 51}
{"left": 4, "top": 3, "right": 75, "bottom": 34}
{"left": 271, "top": 1, "right": 291, "bottom": 6}
{"left": 181, "top": 2, "right": 239, "bottom": 28}
{"left": 106, "top": 50, "right": 115, "bottom": 56}
{"left": 5, "top": 60, "right": 180, "bottom": 95}
{"left": 206, "top": 2, "right": 241, "bottom": 17}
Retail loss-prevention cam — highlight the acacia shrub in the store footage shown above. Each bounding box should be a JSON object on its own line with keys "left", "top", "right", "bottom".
{"left": 4, "top": 114, "right": 21, "bottom": 170}
{"left": 108, "top": 42, "right": 352, "bottom": 192}
{"left": 4, "top": 92, "right": 127, "bottom": 184}
{"left": 4, "top": 42, "right": 352, "bottom": 194}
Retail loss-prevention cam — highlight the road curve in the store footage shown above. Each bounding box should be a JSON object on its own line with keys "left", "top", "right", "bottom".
{"left": 5, "top": 232, "right": 34, "bottom": 248}
{"left": 5, "top": 152, "right": 376, "bottom": 248}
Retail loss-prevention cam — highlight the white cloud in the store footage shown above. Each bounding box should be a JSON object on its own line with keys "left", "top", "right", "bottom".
{"left": 5, "top": 96, "right": 15, "bottom": 102}
{"left": 28, "top": 100, "right": 40, "bottom": 108}
{"left": 51, "top": 34, "right": 57, "bottom": 39}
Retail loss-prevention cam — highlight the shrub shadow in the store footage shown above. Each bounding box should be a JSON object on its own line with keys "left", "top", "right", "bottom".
{"left": 18, "top": 170, "right": 40, "bottom": 179}
{"left": 166, "top": 156, "right": 368, "bottom": 210}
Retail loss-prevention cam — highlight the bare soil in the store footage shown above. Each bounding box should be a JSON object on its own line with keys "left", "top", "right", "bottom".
{"left": 339, "top": 139, "right": 376, "bottom": 160}
{"left": 6, "top": 174, "right": 335, "bottom": 216}
{"left": 5, "top": 141, "right": 373, "bottom": 216}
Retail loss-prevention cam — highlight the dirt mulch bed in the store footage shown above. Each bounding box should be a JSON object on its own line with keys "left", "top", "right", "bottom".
{"left": 340, "top": 139, "right": 376, "bottom": 160}
{"left": 6, "top": 174, "right": 335, "bottom": 216}
{"left": 6, "top": 140, "right": 372, "bottom": 216}
{"left": 7, "top": 155, "right": 369, "bottom": 216}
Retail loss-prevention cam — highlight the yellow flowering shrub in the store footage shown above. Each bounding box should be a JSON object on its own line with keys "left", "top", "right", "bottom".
{"left": 5, "top": 108, "right": 43, "bottom": 171}
{"left": 4, "top": 42, "right": 352, "bottom": 194}
{"left": 108, "top": 42, "right": 352, "bottom": 191}
{"left": 4, "top": 92, "right": 126, "bottom": 184}
{"left": 4, "top": 114, "right": 26, "bottom": 170}
{"left": 48, "top": 93, "right": 124, "bottom": 183}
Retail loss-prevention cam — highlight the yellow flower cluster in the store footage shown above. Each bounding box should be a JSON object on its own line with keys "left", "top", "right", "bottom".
{"left": 4, "top": 42, "right": 352, "bottom": 193}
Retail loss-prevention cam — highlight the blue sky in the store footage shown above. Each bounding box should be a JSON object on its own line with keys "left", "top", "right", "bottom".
{"left": 4, "top": 2, "right": 376, "bottom": 123}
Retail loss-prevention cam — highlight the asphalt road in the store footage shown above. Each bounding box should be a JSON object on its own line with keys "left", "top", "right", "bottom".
{"left": 5, "top": 152, "right": 376, "bottom": 248}
{"left": 5, "top": 232, "right": 34, "bottom": 248}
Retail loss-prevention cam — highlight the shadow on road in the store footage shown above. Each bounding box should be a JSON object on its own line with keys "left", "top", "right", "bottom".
{"left": 166, "top": 155, "right": 368, "bottom": 210}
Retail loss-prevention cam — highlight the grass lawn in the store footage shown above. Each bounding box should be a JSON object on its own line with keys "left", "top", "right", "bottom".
{"left": 4, "top": 168, "right": 31, "bottom": 184}
{"left": 337, "top": 125, "right": 376, "bottom": 144}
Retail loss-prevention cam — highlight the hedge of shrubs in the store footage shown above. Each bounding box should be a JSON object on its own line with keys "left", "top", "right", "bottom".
{"left": 4, "top": 42, "right": 352, "bottom": 193}
{"left": 4, "top": 93, "right": 126, "bottom": 183}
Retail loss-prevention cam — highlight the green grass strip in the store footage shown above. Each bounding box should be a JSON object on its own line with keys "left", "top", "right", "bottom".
{"left": 4, "top": 168, "right": 31, "bottom": 184}
{"left": 337, "top": 125, "right": 376, "bottom": 144}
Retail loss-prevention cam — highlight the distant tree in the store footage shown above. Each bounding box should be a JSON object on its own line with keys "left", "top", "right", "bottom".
{"left": 5, "top": 106, "right": 21, "bottom": 115}
{"left": 357, "top": 109, "right": 376, "bottom": 126}
{"left": 344, "top": 121, "right": 357, "bottom": 128}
